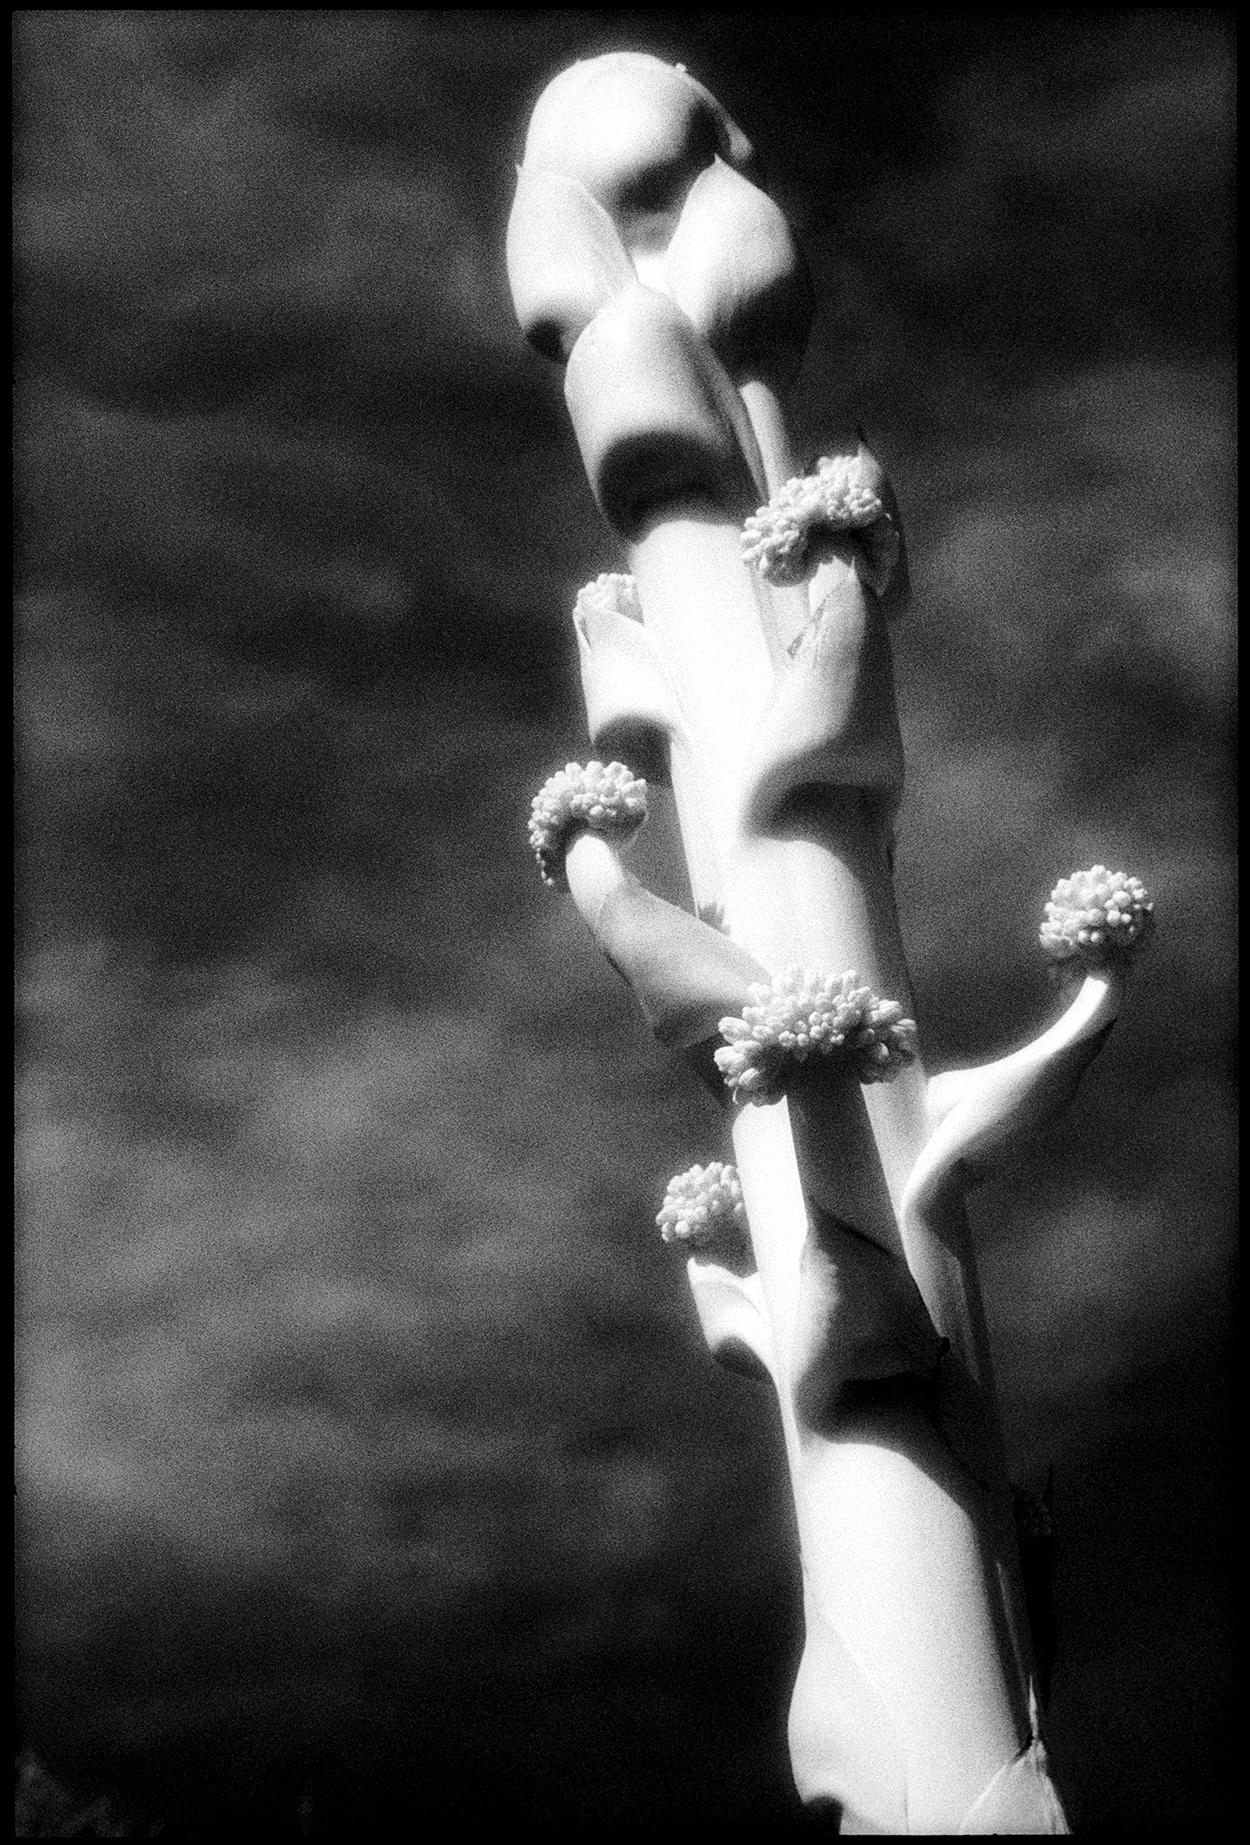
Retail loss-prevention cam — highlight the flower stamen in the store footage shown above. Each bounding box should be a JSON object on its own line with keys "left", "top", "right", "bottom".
{"left": 741, "top": 452, "right": 896, "bottom": 587}
{"left": 1039, "top": 866, "right": 1154, "bottom": 968}
{"left": 574, "top": 571, "right": 643, "bottom": 624}
{"left": 528, "top": 759, "right": 648, "bottom": 888}
{"left": 657, "top": 1161, "right": 748, "bottom": 1249}
{"left": 715, "top": 968, "right": 917, "bottom": 1105}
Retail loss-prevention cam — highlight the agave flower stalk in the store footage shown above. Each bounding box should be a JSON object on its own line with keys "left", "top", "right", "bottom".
{"left": 511, "top": 53, "right": 1151, "bottom": 1834}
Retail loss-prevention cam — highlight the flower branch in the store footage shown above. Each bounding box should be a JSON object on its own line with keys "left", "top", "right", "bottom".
{"left": 507, "top": 51, "right": 1151, "bottom": 1834}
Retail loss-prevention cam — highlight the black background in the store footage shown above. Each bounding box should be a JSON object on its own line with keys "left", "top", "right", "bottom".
{"left": 16, "top": 11, "right": 1234, "bottom": 1833}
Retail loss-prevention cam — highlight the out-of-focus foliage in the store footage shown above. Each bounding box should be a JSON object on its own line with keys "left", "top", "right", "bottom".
{"left": 16, "top": 10, "right": 1234, "bottom": 1833}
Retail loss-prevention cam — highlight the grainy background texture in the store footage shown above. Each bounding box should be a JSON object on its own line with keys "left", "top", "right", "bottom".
{"left": 15, "top": 9, "right": 1235, "bottom": 1834}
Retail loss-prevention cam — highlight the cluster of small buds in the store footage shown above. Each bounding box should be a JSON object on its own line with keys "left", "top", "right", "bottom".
{"left": 1039, "top": 866, "right": 1154, "bottom": 967}
{"left": 528, "top": 759, "right": 647, "bottom": 887}
{"left": 740, "top": 452, "right": 888, "bottom": 586}
{"left": 574, "top": 571, "right": 643, "bottom": 624}
{"left": 715, "top": 968, "right": 918, "bottom": 1105}
{"left": 656, "top": 1161, "right": 748, "bottom": 1250}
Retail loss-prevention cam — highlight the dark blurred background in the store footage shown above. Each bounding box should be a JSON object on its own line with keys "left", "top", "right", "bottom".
{"left": 14, "top": 10, "right": 1235, "bottom": 1834}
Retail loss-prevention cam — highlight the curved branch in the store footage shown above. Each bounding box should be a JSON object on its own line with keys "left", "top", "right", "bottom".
{"left": 564, "top": 830, "right": 768, "bottom": 1048}
{"left": 686, "top": 1256, "right": 775, "bottom": 1379}
{"left": 911, "top": 968, "right": 1124, "bottom": 1218}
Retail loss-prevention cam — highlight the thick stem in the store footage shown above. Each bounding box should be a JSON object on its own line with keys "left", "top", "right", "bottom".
{"left": 626, "top": 497, "right": 781, "bottom": 914}
{"left": 739, "top": 376, "right": 800, "bottom": 493}
{"left": 510, "top": 57, "right": 1069, "bottom": 1828}
{"left": 732, "top": 1099, "right": 1029, "bottom": 1832}
{"left": 795, "top": 1417, "right": 1026, "bottom": 1832}
{"left": 629, "top": 511, "right": 1052, "bottom": 1828}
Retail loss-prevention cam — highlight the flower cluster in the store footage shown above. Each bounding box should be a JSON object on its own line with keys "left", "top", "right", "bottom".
{"left": 740, "top": 452, "right": 888, "bottom": 586}
{"left": 1039, "top": 866, "right": 1154, "bottom": 967}
{"left": 656, "top": 1161, "right": 748, "bottom": 1250}
{"left": 528, "top": 759, "right": 647, "bottom": 887}
{"left": 574, "top": 571, "right": 643, "bottom": 624}
{"left": 715, "top": 968, "right": 918, "bottom": 1105}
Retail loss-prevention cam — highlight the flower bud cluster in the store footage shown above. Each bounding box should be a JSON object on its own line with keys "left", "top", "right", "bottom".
{"left": 715, "top": 968, "right": 917, "bottom": 1105}
{"left": 574, "top": 571, "right": 643, "bottom": 624}
{"left": 1039, "top": 866, "right": 1154, "bottom": 966}
{"left": 528, "top": 760, "right": 647, "bottom": 888}
{"left": 740, "top": 452, "right": 887, "bottom": 586}
{"left": 656, "top": 1161, "right": 748, "bottom": 1250}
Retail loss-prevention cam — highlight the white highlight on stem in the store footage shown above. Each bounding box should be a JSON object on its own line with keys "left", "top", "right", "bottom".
{"left": 505, "top": 51, "right": 1118, "bottom": 1835}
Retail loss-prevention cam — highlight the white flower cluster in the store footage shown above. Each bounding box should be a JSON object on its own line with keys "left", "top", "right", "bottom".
{"left": 574, "top": 571, "right": 642, "bottom": 624}
{"left": 715, "top": 968, "right": 918, "bottom": 1105}
{"left": 740, "top": 453, "right": 887, "bottom": 586}
{"left": 528, "top": 759, "right": 647, "bottom": 887}
{"left": 1039, "top": 866, "right": 1154, "bottom": 966}
{"left": 656, "top": 1161, "right": 748, "bottom": 1250}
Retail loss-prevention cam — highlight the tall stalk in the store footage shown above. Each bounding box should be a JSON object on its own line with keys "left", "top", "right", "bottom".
{"left": 510, "top": 52, "right": 1151, "bottom": 1834}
